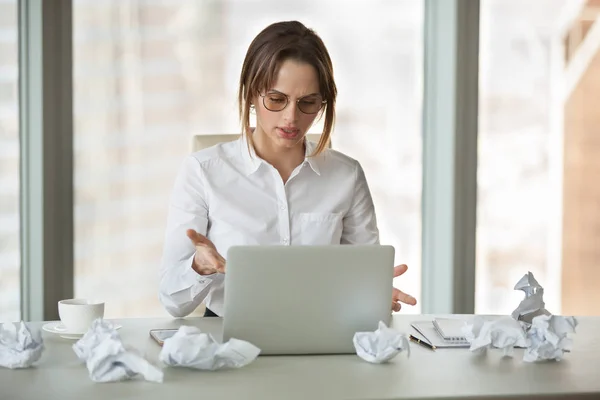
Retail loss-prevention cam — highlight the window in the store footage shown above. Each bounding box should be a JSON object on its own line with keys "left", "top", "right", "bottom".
{"left": 477, "top": 0, "right": 600, "bottom": 315}
{"left": 73, "top": 0, "right": 423, "bottom": 317}
{"left": 0, "top": 0, "right": 20, "bottom": 322}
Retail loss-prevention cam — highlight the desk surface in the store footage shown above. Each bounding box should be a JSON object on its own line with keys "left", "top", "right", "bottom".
{"left": 1, "top": 315, "right": 599, "bottom": 400}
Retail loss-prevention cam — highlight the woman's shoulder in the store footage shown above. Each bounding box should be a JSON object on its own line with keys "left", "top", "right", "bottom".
{"left": 189, "top": 137, "right": 242, "bottom": 166}
{"left": 312, "top": 145, "right": 362, "bottom": 172}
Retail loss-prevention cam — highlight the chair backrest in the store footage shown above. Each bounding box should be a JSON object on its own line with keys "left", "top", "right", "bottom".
{"left": 191, "top": 133, "right": 329, "bottom": 152}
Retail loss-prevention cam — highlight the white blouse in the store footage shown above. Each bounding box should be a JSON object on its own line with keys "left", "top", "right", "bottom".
{"left": 159, "top": 137, "right": 379, "bottom": 317}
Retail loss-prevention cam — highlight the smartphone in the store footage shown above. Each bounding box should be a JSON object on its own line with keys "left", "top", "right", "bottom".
{"left": 149, "top": 329, "right": 178, "bottom": 346}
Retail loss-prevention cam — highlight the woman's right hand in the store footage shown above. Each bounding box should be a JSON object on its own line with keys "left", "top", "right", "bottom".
{"left": 186, "top": 229, "right": 226, "bottom": 275}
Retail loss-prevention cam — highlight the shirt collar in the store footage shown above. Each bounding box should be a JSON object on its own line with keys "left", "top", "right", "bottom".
{"left": 304, "top": 139, "right": 321, "bottom": 175}
{"left": 240, "top": 135, "right": 262, "bottom": 175}
{"left": 240, "top": 134, "right": 321, "bottom": 176}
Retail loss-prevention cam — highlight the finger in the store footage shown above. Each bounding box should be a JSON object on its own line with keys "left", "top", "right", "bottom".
{"left": 393, "top": 287, "right": 417, "bottom": 305}
{"left": 215, "top": 260, "right": 226, "bottom": 274}
{"left": 204, "top": 251, "right": 226, "bottom": 273}
{"left": 208, "top": 250, "right": 225, "bottom": 274}
{"left": 186, "top": 229, "right": 211, "bottom": 246}
{"left": 392, "top": 301, "right": 401, "bottom": 312}
{"left": 210, "top": 250, "right": 226, "bottom": 273}
{"left": 393, "top": 264, "right": 408, "bottom": 278}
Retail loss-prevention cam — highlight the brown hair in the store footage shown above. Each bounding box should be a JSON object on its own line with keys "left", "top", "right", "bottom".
{"left": 238, "top": 21, "right": 337, "bottom": 156}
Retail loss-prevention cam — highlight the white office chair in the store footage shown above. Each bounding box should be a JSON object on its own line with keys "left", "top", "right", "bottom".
{"left": 191, "top": 133, "right": 329, "bottom": 152}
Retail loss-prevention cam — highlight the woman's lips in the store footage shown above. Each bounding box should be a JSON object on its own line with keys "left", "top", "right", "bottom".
{"left": 277, "top": 127, "right": 300, "bottom": 139}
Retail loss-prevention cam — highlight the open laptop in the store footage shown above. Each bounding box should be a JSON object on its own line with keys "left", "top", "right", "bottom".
{"left": 222, "top": 245, "right": 395, "bottom": 355}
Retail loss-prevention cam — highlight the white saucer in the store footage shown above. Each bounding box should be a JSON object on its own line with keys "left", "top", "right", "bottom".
{"left": 42, "top": 321, "right": 122, "bottom": 339}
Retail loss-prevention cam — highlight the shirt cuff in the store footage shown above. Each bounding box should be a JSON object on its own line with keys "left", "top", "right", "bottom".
{"left": 182, "top": 255, "right": 215, "bottom": 286}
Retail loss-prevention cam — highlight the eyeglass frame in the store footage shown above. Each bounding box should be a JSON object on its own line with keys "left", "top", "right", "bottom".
{"left": 258, "top": 91, "right": 327, "bottom": 114}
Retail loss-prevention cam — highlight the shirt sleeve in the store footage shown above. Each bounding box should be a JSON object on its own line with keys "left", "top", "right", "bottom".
{"left": 158, "top": 155, "right": 216, "bottom": 317}
{"left": 341, "top": 161, "right": 380, "bottom": 245}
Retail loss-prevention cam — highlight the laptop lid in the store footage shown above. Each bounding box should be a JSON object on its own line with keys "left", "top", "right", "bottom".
{"left": 223, "top": 245, "right": 394, "bottom": 355}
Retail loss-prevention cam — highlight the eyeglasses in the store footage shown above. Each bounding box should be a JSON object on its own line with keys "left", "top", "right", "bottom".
{"left": 260, "top": 92, "right": 326, "bottom": 114}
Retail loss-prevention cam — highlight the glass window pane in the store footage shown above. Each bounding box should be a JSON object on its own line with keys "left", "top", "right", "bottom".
{"left": 477, "top": 0, "right": 600, "bottom": 315}
{"left": 0, "top": 0, "right": 20, "bottom": 322}
{"left": 73, "top": 0, "right": 423, "bottom": 317}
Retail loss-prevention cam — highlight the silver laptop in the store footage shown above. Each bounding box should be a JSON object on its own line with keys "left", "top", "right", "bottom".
{"left": 222, "top": 245, "right": 394, "bottom": 355}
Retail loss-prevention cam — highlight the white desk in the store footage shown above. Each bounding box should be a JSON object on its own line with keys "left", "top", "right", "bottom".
{"left": 1, "top": 315, "right": 599, "bottom": 400}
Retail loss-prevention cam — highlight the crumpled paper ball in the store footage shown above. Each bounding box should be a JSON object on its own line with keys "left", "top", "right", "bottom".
{"left": 159, "top": 325, "right": 260, "bottom": 370}
{"left": 353, "top": 321, "right": 410, "bottom": 363}
{"left": 524, "top": 314, "right": 578, "bottom": 362}
{"left": 463, "top": 316, "right": 527, "bottom": 357}
{"left": 511, "top": 271, "right": 551, "bottom": 326}
{"left": 0, "top": 322, "right": 44, "bottom": 369}
{"left": 73, "top": 319, "right": 163, "bottom": 383}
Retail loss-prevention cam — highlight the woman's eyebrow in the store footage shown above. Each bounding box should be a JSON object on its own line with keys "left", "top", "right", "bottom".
{"left": 267, "top": 89, "right": 320, "bottom": 97}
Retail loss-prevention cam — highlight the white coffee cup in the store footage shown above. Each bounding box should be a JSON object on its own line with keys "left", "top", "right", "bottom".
{"left": 57, "top": 299, "right": 105, "bottom": 334}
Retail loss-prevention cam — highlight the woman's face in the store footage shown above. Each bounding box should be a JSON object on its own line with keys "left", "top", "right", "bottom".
{"left": 254, "top": 59, "right": 322, "bottom": 151}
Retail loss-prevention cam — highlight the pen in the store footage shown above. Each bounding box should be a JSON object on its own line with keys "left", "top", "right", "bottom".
{"left": 409, "top": 335, "right": 436, "bottom": 351}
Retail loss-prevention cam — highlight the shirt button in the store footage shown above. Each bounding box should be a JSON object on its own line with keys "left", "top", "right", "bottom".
{"left": 282, "top": 238, "right": 289, "bottom": 244}
{"left": 280, "top": 204, "right": 286, "bottom": 210}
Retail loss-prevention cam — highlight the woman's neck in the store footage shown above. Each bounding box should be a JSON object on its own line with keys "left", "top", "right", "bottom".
{"left": 252, "top": 130, "right": 305, "bottom": 181}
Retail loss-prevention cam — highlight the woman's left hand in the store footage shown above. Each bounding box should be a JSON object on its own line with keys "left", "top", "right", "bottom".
{"left": 392, "top": 264, "right": 417, "bottom": 312}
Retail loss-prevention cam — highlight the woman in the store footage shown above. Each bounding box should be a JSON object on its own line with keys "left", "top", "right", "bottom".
{"left": 159, "top": 20, "right": 416, "bottom": 318}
